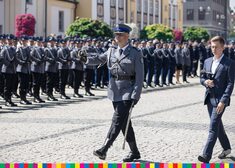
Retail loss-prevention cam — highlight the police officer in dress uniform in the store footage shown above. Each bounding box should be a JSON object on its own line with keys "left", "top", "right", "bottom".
{"left": 70, "top": 40, "right": 84, "bottom": 98}
{"left": 81, "top": 24, "right": 144, "bottom": 162}
{"left": 44, "top": 37, "right": 58, "bottom": 101}
{"left": 0, "top": 34, "right": 18, "bottom": 107}
{"left": 57, "top": 39, "right": 71, "bottom": 99}
{"left": 16, "top": 35, "right": 32, "bottom": 105}
{"left": 30, "top": 37, "right": 46, "bottom": 103}
{"left": 0, "top": 34, "right": 6, "bottom": 101}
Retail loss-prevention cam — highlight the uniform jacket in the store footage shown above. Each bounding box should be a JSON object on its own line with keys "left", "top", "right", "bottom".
{"left": 86, "top": 44, "right": 144, "bottom": 102}
{"left": 181, "top": 47, "right": 191, "bottom": 66}
{"left": 16, "top": 46, "right": 31, "bottom": 74}
{"left": 70, "top": 48, "right": 84, "bottom": 71}
{"left": 82, "top": 46, "right": 97, "bottom": 70}
{"left": 44, "top": 47, "right": 58, "bottom": 73}
{"left": 30, "top": 46, "right": 45, "bottom": 73}
{"left": 0, "top": 46, "right": 16, "bottom": 74}
{"left": 200, "top": 56, "right": 235, "bottom": 107}
{"left": 57, "top": 47, "right": 71, "bottom": 70}
{"left": 174, "top": 47, "right": 183, "bottom": 65}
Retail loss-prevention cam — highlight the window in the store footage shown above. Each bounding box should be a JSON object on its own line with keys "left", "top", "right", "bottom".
{"left": 26, "top": 0, "right": 33, "bottom": 5}
{"left": 137, "top": 0, "right": 141, "bottom": 12}
{"left": 118, "top": 0, "right": 124, "bottom": 8}
{"left": 186, "top": 9, "right": 194, "bottom": 20}
{"left": 111, "top": 0, "right": 115, "bottom": 7}
{"left": 97, "top": 5, "right": 104, "bottom": 17}
{"left": 97, "top": 0, "right": 103, "bottom": 3}
{"left": 198, "top": 9, "right": 205, "bottom": 20}
{"left": 149, "top": 0, "right": 153, "bottom": 14}
{"left": 144, "top": 0, "right": 148, "bottom": 13}
{"left": 58, "top": 11, "right": 64, "bottom": 32}
{"left": 0, "top": 25, "right": 2, "bottom": 34}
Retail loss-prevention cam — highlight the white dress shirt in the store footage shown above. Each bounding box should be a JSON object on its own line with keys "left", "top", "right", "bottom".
{"left": 211, "top": 54, "right": 224, "bottom": 74}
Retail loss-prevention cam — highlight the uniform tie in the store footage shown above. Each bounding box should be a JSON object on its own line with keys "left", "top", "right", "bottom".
{"left": 119, "top": 49, "right": 123, "bottom": 55}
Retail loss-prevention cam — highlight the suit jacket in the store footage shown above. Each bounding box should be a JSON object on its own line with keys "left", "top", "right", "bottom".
{"left": 200, "top": 56, "right": 235, "bottom": 107}
{"left": 70, "top": 48, "right": 84, "bottom": 71}
{"left": 44, "top": 47, "right": 58, "bottom": 73}
{"left": 86, "top": 44, "right": 144, "bottom": 102}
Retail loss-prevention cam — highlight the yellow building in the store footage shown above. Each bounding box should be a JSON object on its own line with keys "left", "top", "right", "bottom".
{"left": 76, "top": 0, "right": 183, "bottom": 30}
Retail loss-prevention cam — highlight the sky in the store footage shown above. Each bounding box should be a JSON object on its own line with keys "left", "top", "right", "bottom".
{"left": 231, "top": 0, "right": 235, "bottom": 10}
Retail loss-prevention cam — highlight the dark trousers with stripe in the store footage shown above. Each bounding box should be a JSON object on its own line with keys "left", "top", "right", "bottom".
{"left": 106, "top": 100, "right": 137, "bottom": 143}
{"left": 18, "top": 72, "right": 30, "bottom": 100}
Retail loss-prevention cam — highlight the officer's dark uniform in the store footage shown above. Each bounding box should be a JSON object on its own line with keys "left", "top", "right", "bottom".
{"left": 57, "top": 40, "right": 71, "bottom": 99}
{"left": 161, "top": 43, "right": 170, "bottom": 85}
{"left": 70, "top": 43, "right": 84, "bottom": 98}
{"left": 16, "top": 36, "right": 32, "bottom": 104}
{"left": 30, "top": 37, "right": 46, "bottom": 103}
{"left": 0, "top": 34, "right": 18, "bottom": 107}
{"left": 168, "top": 43, "right": 176, "bottom": 85}
{"left": 84, "top": 24, "right": 144, "bottom": 162}
{"left": 44, "top": 37, "right": 58, "bottom": 101}
{"left": 82, "top": 40, "right": 97, "bottom": 96}
{"left": 146, "top": 41, "right": 155, "bottom": 87}
{"left": 153, "top": 43, "right": 163, "bottom": 87}
{"left": 0, "top": 34, "right": 5, "bottom": 100}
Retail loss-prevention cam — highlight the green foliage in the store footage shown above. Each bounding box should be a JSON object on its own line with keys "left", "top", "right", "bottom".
{"left": 183, "top": 26, "right": 210, "bottom": 42}
{"left": 66, "top": 17, "right": 113, "bottom": 38}
{"left": 140, "top": 24, "right": 173, "bottom": 41}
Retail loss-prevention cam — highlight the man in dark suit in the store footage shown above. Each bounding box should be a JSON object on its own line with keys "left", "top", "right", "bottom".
{"left": 198, "top": 36, "right": 235, "bottom": 163}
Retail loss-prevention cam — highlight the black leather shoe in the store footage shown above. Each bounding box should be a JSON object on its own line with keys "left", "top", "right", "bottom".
{"left": 93, "top": 147, "right": 107, "bottom": 160}
{"left": 85, "top": 91, "right": 95, "bottom": 96}
{"left": 5, "top": 101, "right": 17, "bottom": 107}
{"left": 34, "top": 98, "right": 45, "bottom": 103}
{"left": 73, "top": 93, "right": 83, "bottom": 98}
{"left": 123, "top": 151, "right": 141, "bottom": 162}
{"left": 60, "top": 94, "right": 71, "bottom": 99}
{"left": 0, "top": 106, "right": 2, "bottom": 109}
{"left": 12, "top": 92, "right": 20, "bottom": 98}
{"left": 20, "top": 99, "right": 32, "bottom": 105}
{"left": 198, "top": 155, "right": 210, "bottom": 163}
{"left": 47, "top": 95, "right": 58, "bottom": 101}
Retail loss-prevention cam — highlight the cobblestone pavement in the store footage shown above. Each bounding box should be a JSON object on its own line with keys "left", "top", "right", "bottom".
{"left": 0, "top": 77, "right": 235, "bottom": 163}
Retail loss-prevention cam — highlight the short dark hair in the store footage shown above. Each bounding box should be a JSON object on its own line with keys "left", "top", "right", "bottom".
{"left": 210, "top": 36, "right": 225, "bottom": 46}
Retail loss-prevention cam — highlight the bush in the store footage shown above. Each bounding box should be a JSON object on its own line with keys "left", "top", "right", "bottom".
{"left": 140, "top": 24, "right": 173, "bottom": 41}
{"left": 15, "top": 14, "right": 36, "bottom": 37}
{"left": 183, "top": 26, "right": 209, "bottom": 42}
{"left": 66, "top": 17, "right": 113, "bottom": 38}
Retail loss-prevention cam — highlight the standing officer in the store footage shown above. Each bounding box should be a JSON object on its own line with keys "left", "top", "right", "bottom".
{"left": 57, "top": 39, "right": 71, "bottom": 99}
{"left": 0, "top": 34, "right": 18, "bottom": 107}
{"left": 70, "top": 40, "right": 84, "bottom": 98}
{"left": 198, "top": 36, "right": 235, "bottom": 163}
{"left": 81, "top": 24, "right": 144, "bottom": 162}
{"left": 16, "top": 35, "right": 32, "bottom": 105}
{"left": 30, "top": 37, "right": 46, "bottom": 103}
{"left": 44, "top": 37, "right": 58, "bottom": 101}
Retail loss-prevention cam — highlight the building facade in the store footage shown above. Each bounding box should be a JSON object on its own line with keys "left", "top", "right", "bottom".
{"left": 76, "top": 0, "right": 183, "bottom": 31}
{"left": 183, "top": 0, "right": 229, "bottom": 39}
{"left": 0, "top": 0, "right": 76, "bottom": 37}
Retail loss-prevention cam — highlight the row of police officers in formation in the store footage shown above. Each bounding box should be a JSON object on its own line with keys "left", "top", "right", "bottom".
{"left": 0, "top": 34, "right": 235, "bottom": 108}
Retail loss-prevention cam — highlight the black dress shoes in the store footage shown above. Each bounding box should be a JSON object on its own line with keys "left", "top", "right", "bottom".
{"left": 93, "top": 146, "right": 107, "bottom": 160}
{"left": 34, "top": 97, "right": 45, "bottom": 103}
{"left": 73, "top": 93, "right": 83, "bottom": 98}
{"left": 5, "top": 101, "right": 17, "bottom": 107}
{"left": 60, "top": 94, "right": 71, "bottom": 99}
{"left": 20, "top": 99, "right": 32, "bottom": 105}
{"left": 85, "top": 91, "right": 95, "bottom": 96}
{"left": 123, "top": 151, "right": 141, "bottom": 162}
{"left": 47, "top": 95, "right": 58, "bottom": 101}
{"left": 198, "top": 155, "right": 210, "bottom": 163}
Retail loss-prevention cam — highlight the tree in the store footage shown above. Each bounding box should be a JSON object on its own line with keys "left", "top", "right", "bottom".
{"left": 66, "top": 17, "right": 113, "bottom": 38}
{"left": 183, "top": 26, "right": 210, "bottom": 42}
{"left": 140, "top": 24, "right": 173, "bottom": 41}
{"left": 15, "top": 14, "right": 36, "bottom": 37}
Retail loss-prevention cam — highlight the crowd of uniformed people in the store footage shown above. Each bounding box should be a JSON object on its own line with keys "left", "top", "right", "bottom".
{"left": 0, "top": 33, "right": 235, "bottom": 108}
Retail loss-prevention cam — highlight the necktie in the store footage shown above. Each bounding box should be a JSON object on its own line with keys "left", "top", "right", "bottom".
{"left": 119, "top": 49, "right": 123, "bottom": 55}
